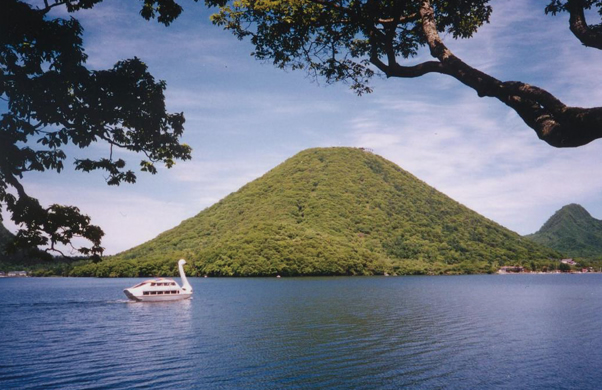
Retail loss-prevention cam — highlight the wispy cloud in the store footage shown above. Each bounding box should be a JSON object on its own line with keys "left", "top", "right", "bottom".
{"left": 164, "top": 88, "right": 342, "bottom": 114}
{"left": 1, "top": 181, "right": 192, "bottom": 255}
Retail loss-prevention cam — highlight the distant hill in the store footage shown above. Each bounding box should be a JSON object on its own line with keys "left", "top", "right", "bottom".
{"left": 0, "top": 221, "right": 14, "bottom": 263}
{"left": 75, "top": 147, "right": 559, "bottom": 277}
{"left": 526, "top": 204, "right": 602, "bottom": 259}
{"left": 0, "top": 221, "right": 60, "bottom": 271}
{"left": 0, "top": 221, "right": 13, "bottom": 257}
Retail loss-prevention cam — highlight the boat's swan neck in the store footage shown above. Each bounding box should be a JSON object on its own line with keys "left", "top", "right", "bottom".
{"left": 178, "top": 259, "right": 192, "bottom": 292}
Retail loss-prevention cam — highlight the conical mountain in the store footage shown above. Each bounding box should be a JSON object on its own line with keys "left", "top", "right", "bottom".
{"left": 93, "top": 148, "right": 559, "bottom": 276}
{"left": 526, "top": 204, "right": 602, "bottom": 259}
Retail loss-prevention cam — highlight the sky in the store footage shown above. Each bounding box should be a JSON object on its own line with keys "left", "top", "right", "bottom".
{"left": 7, "top": 0, "right": 602, "bottom": 255}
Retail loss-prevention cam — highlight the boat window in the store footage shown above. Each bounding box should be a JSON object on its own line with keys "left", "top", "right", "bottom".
{"left": 150, "top": 291, "right": 156, "bottom": 295}
{"left": 143, "top": 291, "right": 149, "bottom": 295}
{"left": 171, "top": 283, "right": 176, "bottom": 286}
{"left": 151, "top": 283, "right": 156, "bottom": 286}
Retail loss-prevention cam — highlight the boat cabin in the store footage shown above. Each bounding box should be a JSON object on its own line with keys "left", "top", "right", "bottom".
{"left": 127, "top": 278, "right": 183, "bottom": 296}
{"left": 143, "top": 290, "right": 180, "bottom": 296}
{"left": 149, "top": 281, "right": 177, "bottom": 287}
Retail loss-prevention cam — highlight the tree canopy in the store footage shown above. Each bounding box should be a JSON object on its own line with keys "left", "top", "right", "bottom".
{"left": 1, "top": 0, "right": 191, "bottom": 258}
{"left": 203, "top": 0, "right": 602, "bottom": 148}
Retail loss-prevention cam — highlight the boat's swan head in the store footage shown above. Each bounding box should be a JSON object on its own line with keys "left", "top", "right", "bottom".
{"left": 178, "top": 259, "right": 187, "bottom": 266}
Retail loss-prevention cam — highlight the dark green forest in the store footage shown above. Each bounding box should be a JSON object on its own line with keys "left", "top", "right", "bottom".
{"left": 0, "top": 223, "right": 90, "bottom": 276}
{"left": 0, "top": 259, "right": 89, "bottom": 277}
{"left": 57, "top": 147, "right": 562, "bottom": 277}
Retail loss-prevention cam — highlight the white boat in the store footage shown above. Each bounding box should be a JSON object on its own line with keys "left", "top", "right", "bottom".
{"left": 124, "top": 259, "right": 193, "bottom": 302}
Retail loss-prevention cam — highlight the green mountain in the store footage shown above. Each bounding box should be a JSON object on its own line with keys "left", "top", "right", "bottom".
{"left": 526, "top": 204, "right": 602, "bottom": 259}
{"left": 75, "top": 147, "right": 559, "bottom": 277}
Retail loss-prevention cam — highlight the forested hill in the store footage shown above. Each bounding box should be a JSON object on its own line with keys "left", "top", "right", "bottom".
{"left": 0, "top": 222, "right": 12, "bottom": 255}
{"left": 74, "top": 147, "right": 559, "bottom": 277}
{"left": 526, "top": 204, "right": 602, "bottom": 259}
{"left": 0, "top": 221, "right": 55, "bottom": 271}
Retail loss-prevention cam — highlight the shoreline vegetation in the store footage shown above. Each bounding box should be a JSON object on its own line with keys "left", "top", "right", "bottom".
{"left": 3, "top": 253, "right": 596, "bottom": 278}
{"left": 2, "top": 260, "right": 602, "bottom": 278}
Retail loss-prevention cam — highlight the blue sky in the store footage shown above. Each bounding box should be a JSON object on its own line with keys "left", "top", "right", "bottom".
{"left": 8, "top": 0, "right": 602, "bottom": 255}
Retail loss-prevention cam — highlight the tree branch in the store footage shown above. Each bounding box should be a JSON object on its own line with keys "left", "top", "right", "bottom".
{"left": 566, "top": 0, "right": 602, "bottom": 49}
{"left": 2, "top": 168, "right": 28, "bottom": 199}
{"left": 46, "top": 244, "right": 68, "bottom": 258}
{"left": 379, "top": 13, "right": 419, "bottom": 25}
{"left": 415, "top": 0, "right": 602, "bottom": 147}
{"left": 370, "top": 55, "right": 448, "bottom": 78}
{"left": 36, "top": 0, "right": 68, "bottom": 15}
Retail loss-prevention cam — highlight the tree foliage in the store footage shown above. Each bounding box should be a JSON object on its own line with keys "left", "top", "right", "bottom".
{"left": 196, "top": 0, "right": 602, "bottom": 148}
{"left": 0, "top": 0, "right": 191, "bottom": 258}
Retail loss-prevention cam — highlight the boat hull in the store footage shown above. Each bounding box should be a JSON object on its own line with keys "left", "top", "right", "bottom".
{"left": 124, "top": 289, "right": 192, "bottom": 302}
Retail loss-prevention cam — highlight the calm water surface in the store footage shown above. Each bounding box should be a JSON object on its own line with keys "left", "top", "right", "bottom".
{"left": 1, "top": 275, "right": 601, "bottom": 389}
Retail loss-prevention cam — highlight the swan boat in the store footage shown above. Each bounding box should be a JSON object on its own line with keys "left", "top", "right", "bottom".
{"left": 123, "top": 259, "right": 193, "bottom": 302}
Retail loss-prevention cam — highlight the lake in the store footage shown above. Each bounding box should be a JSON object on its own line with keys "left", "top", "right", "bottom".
{"left": 1, "top": 275, "right": 601, "bottom": 389}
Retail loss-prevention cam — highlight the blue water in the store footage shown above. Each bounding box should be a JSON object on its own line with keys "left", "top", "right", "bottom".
{"left": 1, "top": 275, "right": 601, "bottom": 389}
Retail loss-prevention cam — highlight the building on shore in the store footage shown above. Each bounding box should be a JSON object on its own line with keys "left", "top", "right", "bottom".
{"left": 498, "top": 266, "right": 525, "bottom": 274}
{"left": 7, "top": 271, "right": 28, "bottom": 277}
{"left": 561, "top": 259, "right": 577, "bottom": 266}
